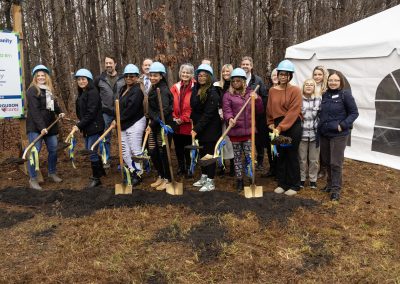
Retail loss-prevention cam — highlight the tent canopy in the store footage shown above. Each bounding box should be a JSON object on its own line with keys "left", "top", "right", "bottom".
{"left": 286, "top": 5, "right": 400, "bottom": 60}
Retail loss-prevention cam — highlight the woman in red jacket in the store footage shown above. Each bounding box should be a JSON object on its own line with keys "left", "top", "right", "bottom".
{"left": 170, "top": 63, "right": 195, "bottom": 177}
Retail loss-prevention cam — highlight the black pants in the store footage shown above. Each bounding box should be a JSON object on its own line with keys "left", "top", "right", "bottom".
{"left": 275, "top": 117, "right": 302, "bottom": 190}
{"left": 266, "top": 129, "right": 276, "bottom": 174}
{"left": 320, "top": 135, "right": 348, "bottom": 194}
{"left": 173, "top": 134, "right": 192, "bottom": 171}
{"left": 199, "top": 141, "right": 217, "bottom": 179}
{"left": 256, "top": 112, "right": 268, "bottom": 165}
{"left": 149, "top": 128, "right": 171, "bottom": 180}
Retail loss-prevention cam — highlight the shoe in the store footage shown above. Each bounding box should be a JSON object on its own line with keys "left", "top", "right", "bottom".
{"left": 29, "top": 178, "right": 42, "bottom": 190}
{"left": 310, "top": 182, "right": 317, "bottom": 189}
{"left": 103, "top": 162, "right": 111, "bottom": 169}
{"left": 284, "top": 189, "right": 298, "bottom": 196}
{"left": 236, "top": 179, "right": 244, "bottom": 192}
{"left": 151, "top": 176, "right": 163, "bottom": 188}
{"left": 300, "top": 181, "right": 305, "bottom": 189}
{"left": 199, "top": 178, "right": 215, "bottom": 192}
{"left": 88, "top": 177, "right": 101, "bottom": 188}
{"left": 156, "top": 179, "right": 168, "bottom": 191}
{"left": 48, "top": 173, "right": 62, "bottom": 183}
{"left": 320, "top": 186, "right": 331, "bottom": 193}
{"left": 330, "top": 192, "right": 340, "bottom": 201}
{"left": 193, "top": 175, "right": 207, "bottom": 187}
{"left": 130, "top": 170, "right": 142, "bottom": 186}
{"left": 274, "top": 186, "right": 285, "bottom": 194}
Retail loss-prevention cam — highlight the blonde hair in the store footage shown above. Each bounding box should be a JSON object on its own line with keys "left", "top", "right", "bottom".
{"left": 229, "top": 77, "right": 247, "bottom": 97}
{"left": 302, "top": 78, "right": 317, "bottom": 97}
{"left": 218, "top": 64, "right": 233, "bottom": 87}
{"left": 29, "top": 71, "right": 55, "bottom": 95}
{"left": 312, "top": 65, "right": 328, "bottom": 96}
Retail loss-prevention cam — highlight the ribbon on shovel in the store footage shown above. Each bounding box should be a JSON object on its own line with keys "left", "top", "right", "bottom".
{"left": 159, "top": 119, "right": 174, "bottom": 146}
{"left": 244, "top": 154, "right": 253, "bottom": 178}
{"left": 66, "top": 133, "right": 77, "bottom": 169}
{"left": 29, "top": 146, "right": 40, "bottom": 172}
{"left": 269, "top": 132, "right": 279, "bottom": 158}
{"left": 99, "top": 138, "right": 108, "bottom": 165}
{"left": 216, "top": 139, "right": 227, "bottom": 168}
{"left": 189, "top": 139, "right": 200, "bottom": 175}
{"left": 123, "top": 166, "right": 132, "bottom": 186}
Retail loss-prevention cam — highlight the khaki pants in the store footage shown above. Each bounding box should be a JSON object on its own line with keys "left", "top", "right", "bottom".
{"left": 298, "top": 140, "right": 320, "bottom": 182}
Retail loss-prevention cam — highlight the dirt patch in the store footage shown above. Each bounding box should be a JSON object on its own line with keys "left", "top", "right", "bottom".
{"left": 0, "top": 208, "right": 34, "bottom": 229}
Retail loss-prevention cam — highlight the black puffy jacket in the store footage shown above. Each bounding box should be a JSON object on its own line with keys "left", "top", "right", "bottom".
{"left": 117, "top": 83, "right": 145, "bottom": 130}
{"left": 147, "top": 79, "right": 173, "bottom": 130}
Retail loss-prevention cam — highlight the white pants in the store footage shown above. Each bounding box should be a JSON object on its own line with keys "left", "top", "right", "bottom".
{"left": 298, "top": 140, "right": 320, "bottom": 182}
{"left": 121, "top": 116, "right": 146, "bottom": 172}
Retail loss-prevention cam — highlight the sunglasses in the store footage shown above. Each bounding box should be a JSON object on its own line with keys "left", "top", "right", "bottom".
{"left": 124, "top": 75, "right": 137, "bottom": 78}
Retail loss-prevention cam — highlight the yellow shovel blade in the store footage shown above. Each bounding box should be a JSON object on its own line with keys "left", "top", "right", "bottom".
{"left": 166, "top": 181, "right": 183, "bottom": 195}
{"left": 115, "top": 183, "right": 133, "bottom": 195}
{"left": 244, "top": 184, "right": 263, "bottom": 198}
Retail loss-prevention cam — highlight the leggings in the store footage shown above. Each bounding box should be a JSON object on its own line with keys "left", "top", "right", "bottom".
{"left": 148, "top": 126, "right": 171, "bottom": 180}
{"left": 232, "top": 140, "right": 251, "bottom": 179}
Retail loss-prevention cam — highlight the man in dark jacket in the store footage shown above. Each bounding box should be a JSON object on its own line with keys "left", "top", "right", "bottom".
{"left": 94, "top": 56, "right": 125, "bottom": 168}
{"left": 241, "top": 56, "right": 268, "bottom": 171}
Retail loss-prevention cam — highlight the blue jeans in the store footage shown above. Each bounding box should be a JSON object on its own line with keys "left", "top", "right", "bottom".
{"left": 100, "top": 113, "right": 113, "bottom": 163}
{"left": 27, "top": 132, "right": 58, "bottom": 178}
{"left": 85, "top": 134, "right": 101, "bottom": 162}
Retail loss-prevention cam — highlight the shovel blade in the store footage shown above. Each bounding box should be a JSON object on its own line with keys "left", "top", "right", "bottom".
{"left": 166, "top": 181, "right": 183, "bottom": 195}
{"left": 244, "top": 184, "right": 263, "bottom": 198}
{"left": 198, "top": 155, "right": 218, "bottom": 167}
{"left": 115, "top": 183, "right": 133, "bottom": 195}
{"left": 131, "top": 155, "right": 151, "bottom": 162}
{"left": 184, "top": 145, "right": 203, "bottom": 150}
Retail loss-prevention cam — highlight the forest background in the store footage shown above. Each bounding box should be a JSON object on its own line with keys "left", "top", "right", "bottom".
{"left": 1, "top": 0, "right": 400, "bottom": 113}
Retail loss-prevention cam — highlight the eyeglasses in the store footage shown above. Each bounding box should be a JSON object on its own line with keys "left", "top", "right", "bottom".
{"left": 328, "top": 79, "right": 340, "bottom": 82}
{"left": 278, "top": 73, "right": 289, "bottom": 77}
{"left": 232, "top": 79, "right": 243, "bottom": 83}
{"left": 124, "top": 75, "right": 137, "bottom": 78}
{"left": 305, "top": 83, "right": 315, "bottom": 87}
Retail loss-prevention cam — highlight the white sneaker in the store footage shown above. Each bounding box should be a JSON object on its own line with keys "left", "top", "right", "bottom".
{"left": 284, "top": 189, "right": 298, "bottom": 196}
{"left": 193, "top": 175, "right": 207, "bottom": 187}
{"left": 199, "top": 178, "right": 215, "bottom": 192}
{"left": 274, "top": 186, "right": 285, "bottom": 194}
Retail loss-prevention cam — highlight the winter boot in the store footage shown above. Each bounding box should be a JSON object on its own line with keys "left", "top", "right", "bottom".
{"left": 29, "top": 178, "right": 42, "bottom": 190}
{"left": 130, "top": 170, "right": 142, "bottom": 186}
{"left": 88, "top": 161, "right": 103, "bottom": 188}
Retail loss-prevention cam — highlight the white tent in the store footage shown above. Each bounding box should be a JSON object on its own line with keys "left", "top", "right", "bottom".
{"left": 286, "top": 5, "right": 400, "bottom": 170}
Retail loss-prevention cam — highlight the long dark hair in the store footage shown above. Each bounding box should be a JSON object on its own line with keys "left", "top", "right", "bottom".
{"left": 77, "top": 79, "right": 95, "bottom": 95}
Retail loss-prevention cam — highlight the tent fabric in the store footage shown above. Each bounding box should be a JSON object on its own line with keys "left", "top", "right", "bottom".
{"left": 286, "top": 5, "right": 400, "bottom": 60}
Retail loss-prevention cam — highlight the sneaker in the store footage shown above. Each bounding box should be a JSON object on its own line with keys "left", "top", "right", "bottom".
{"left": 48, "top": 173, "right": 62, "bottom": 183}
{"left": 193, "top": 175, "right": 207, "bottom": 187}
{"left": 199, "top": 178, "right": 215, "bottom": 192}
{"left": 151, "top": 176, "right": 163, "bottom": 188}
{"left": 156, "top": 179, "right": 168, "bottom": 191}
{"left": 29, "top": 178, "right": 42, "bottom": 190}
{"left": 103, "top": 162, "right": 111, "bottom": 169}
{"left": 284, "top": 189, "right": 298, "bottom": 196}
{"left": 300, "top": 181, "right": 305, "bottom": 189}
{"left": 330, "top": 192, "right": 340, "bottom": 201}
{"left": 274, "top": 186, "right": 285, "bottom": 194}
{"left": 309, "top": 182, "right": 317, "bottom": 189}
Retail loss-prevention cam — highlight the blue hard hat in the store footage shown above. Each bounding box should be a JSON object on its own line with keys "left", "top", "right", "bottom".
{"left": 149, "top": 62, "right": 166, "bottom": 74}
{"left": 196, "top": 64, "right": 213, "bottom": 76}
{"left": 276, "top": 59, "right": 295, "bottom": 73}
{"left": 75, "top": 68, "right": 93, "bottom": 80}
{"left": 123, "top": 64, "right": 140, "bottom": 75}
{"left": 230, "top": 68, "right": 246, "bottom": 79}
{"left": 32, "top": 64, "right": 50, "bottom": 76}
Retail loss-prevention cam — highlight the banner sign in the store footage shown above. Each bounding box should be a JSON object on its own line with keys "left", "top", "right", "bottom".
{"left": 0, "top": 31, "right": 23, "bottom": 118}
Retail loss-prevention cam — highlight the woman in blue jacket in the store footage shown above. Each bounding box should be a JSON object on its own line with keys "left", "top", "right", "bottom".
{"left": 318, "top": 70, "right": 359, "bottom": 201}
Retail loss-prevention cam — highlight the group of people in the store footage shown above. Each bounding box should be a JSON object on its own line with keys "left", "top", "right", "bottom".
{"left": 25, "top": 56, "right": 358, "bottom": 201}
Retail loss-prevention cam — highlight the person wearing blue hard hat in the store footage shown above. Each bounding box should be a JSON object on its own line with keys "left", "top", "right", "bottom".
{"left": 267, "top": 59, "right": 302, "bottom": 196}
{"left": 112, "top": 64, "right": 146, "bottom": 186}
{"left": 94, "top": 56, "right": 125, "bottom": 169}
{"left": 147, "top": 61, "right": 174, "bottom": 190}
{"left": 222, "top": 68, "right": 264, "bottom": 192}
{"left": 26, "top": 64, "right": 65, "bottom": 190}
{"left": 73, "top": 68, "right": 106, "bottom": 188}
{"left": 191, "top": 64, "right": 222, "bottom": 192}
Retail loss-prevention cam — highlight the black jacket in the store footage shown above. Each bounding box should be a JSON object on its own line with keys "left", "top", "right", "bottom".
{"left": 76, "top": 85, "right": 105, "bottom": 137}
{"left": 147, "top": 79, "right": 174, "bottom": 130}
{"left": 26, "top": 86, "right": 61, "bottom": 136}
{"left": 190, "top": 85, "right": 222, "bottom": 142}
{"left": 117, "top": 84, "right": 145, "bottom": 130}
{"left": 248, "top": 73, "right": 268, "bottom": 108}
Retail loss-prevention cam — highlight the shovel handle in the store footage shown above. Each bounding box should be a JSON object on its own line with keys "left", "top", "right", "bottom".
{"left": 90, "top": 123, "right": 115, "bottom": 151}
{"left": 64, "top": 127, "right": 78, "bottom": 143}
{"left": 115, "top": 99, "right": 125, "bottom": 181}
{"left": 157, "top": 88, "right": 175, "bottom": 183}
{"left": 22, "top": 116, "right": 62, "bottom": 160}
{"left": 251, "top": 89, "right": 256, "bottom": 185}
{"left": 141, "top": 122, "right": 151, "bottom": 152}
{"left": 212, "top": 85, "right": 259, "bottom": 156}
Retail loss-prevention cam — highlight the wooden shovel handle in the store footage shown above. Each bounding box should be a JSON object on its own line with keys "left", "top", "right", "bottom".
{"left": 90, "top": 123, "right": 115, "bottom": 151}
{"left": 22, "top": 116, "right": 62, "bottom": 160}
{"left": 141, "top": 122, "right": 151, "bottom": 153}
{"left": 115, "top": 99, "right": 125, "bottom": 180}
{"left": 251, "top": 89, "right": 256, "bottom": 185}
{"left": 157, "top": 88, "right": 175, "bottom": 183}
{"left": 64, "top": 127, "right": 78, "bottom": 143}
{"left": 212, "top": 85, "right": 259, "bottom": 156}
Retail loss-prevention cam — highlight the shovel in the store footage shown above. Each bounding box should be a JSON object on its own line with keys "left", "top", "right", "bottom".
{"left": 198, "top": 86, "right": 259, "bottom": 167}
{"left": 76, "top": 124, "right": 115, "bottom": 156}
{"left": 22, "top": 116, "right": 63, "bottom": 161}
{"left": 184, "top": 120, "right": 203, "bottom": 151}
{"left": 114, "top": 99, "right": 132, "bottom": 195}
{"left": 157, "top": 88, "right": 183, "bottom": 195}
{"left": 244, "top": 91, "right": 263, "bottom": 198}
{"left": 131, "top": 122, "right": 151, "bottom": 162}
